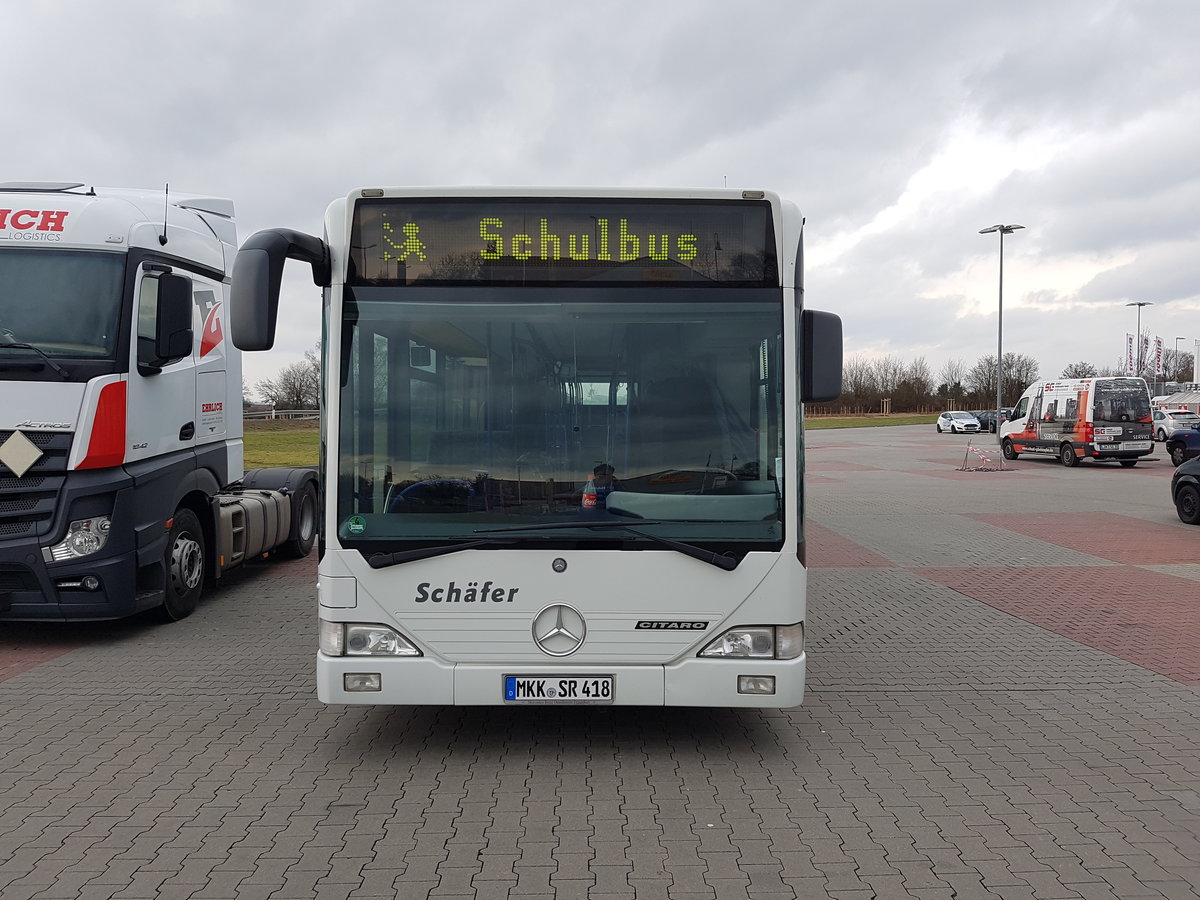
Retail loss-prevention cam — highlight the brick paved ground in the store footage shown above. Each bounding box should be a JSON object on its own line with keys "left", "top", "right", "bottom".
{"left": 1, "top": 424, "right": 1197, "bottom": 899}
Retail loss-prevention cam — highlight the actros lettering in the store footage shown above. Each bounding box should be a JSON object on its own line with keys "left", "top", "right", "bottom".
{"left": 0, "top": 209, "right": 69, "bottom": 232}
{"left": 478, "top": 217, "right": 698, "bottom": 263}
{"left": 415, "top": 580, "right": 519, "bottom": 603}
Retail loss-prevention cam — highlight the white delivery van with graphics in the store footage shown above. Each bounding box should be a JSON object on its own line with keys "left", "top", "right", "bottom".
{"left": 1000, "top": 376, "right": 1154, "bottom": 467}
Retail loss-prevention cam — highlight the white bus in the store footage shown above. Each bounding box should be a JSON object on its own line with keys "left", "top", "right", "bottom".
{"left": 232, "top": 188, "right": 842, "bottom": 707}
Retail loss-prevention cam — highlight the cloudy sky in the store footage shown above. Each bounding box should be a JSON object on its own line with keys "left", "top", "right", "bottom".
{"left": 6, "top": 0, "right": 1199, "bottom": 393}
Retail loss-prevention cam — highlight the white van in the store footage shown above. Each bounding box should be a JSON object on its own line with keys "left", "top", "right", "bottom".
{"left": 1000, "top": 376, "right": 1154, "bottom": 467}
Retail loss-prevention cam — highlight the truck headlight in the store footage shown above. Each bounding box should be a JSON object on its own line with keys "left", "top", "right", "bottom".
{"left": 43, "top": 516, "right": 112, "bottom": 562}
{"left": 319, "top": 621, "right": 421, "bottom": 657}
{"left": 699, "top": 623, "right": 804, "bottom": 660}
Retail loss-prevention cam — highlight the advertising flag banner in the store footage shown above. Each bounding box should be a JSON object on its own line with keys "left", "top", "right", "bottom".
{"left": 1155, "top": 336, "right": 1164, "bottom": 376}
{"left": 1126, "top": 333, "right": 1135, "bottom": 373}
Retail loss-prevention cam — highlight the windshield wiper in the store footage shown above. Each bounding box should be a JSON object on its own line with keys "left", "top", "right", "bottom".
{"left": 0, "top": 336, "right": 70, "bottom": 379}
{"left": 475, "top": 520, "right": 740, "bottom": 571}
{"left": 368, "top": 538, "right": 519, "bottom": 569}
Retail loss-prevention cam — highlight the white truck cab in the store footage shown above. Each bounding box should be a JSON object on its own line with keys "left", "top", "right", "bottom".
{"left": 0, "top": 182, "right": 317, "bottom": 621}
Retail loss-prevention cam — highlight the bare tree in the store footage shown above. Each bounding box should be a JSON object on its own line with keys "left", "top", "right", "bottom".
{"left": 1164, "top": 349, "right": 1195, "bottom": 382}
{"left": 967, "top": 352, "right": 1038, "bottom": 406}
{"left": 904, "top": 357, "right": 932, "bottom": 396}
{"left": 1005, "top": 352, "right": 1039, "bottom": 401}
{"left": 937, "top": 358, "right": 967, "bottom": 406}
{"left": 842, "top": 354, "right": 874, "bottom": 398}
{"left": 871, "top": 354, "right": 905, "bottom": 395}
{"left": 256, "top": 342, "right": 320, "bottom": 410}
{"left": 1061, "top": 361, "right": 1098, "bottom": 379}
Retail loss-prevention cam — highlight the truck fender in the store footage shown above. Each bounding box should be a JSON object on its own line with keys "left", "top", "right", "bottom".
{"left": 135, "top": 466, "right": 222, "bottom": 570}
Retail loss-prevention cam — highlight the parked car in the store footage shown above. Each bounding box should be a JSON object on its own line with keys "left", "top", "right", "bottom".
{"left": 973, "top": 408, "right": 1012, "bottom": 433}
{"left": 1152, "top": 408, "right": 1200, "bottom": 441}
{"left": 1171, "top": 457, "right": 1200, "bottom": 524}
{"left": 936, "top": 411, "right": 981, "bottom": 434}
{"left": 1164, "top": 427, "right": 1200, "bottom": 466}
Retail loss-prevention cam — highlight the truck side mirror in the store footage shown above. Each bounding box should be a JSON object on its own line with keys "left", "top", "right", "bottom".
{"left": 155, "top": 273, "right": 194, "bottom": 363}
{"left": 801, "top": 309, "right": 843, "bottom": 402}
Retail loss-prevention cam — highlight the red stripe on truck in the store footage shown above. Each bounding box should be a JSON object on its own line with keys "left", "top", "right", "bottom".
{"left": 77, "top": 381, "right": 127, "bottom": 469}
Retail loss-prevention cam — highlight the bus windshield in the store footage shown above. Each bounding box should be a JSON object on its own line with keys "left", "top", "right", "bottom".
{"left": 336, "top": 292, "right": 783, "bottom": 551}
{"left": 0, "top": 249, "right": 125, "bottom": 360}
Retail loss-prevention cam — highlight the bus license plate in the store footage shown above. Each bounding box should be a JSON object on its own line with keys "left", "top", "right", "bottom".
{"left": 504, "top": 675, "right": 614, "bottom": 703}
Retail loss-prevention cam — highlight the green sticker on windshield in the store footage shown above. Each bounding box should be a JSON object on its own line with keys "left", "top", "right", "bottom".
{"left": 347, "top": 516, "right": 366, "bottom": 535}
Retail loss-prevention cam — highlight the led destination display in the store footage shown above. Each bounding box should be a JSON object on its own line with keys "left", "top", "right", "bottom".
{"left": 349, "top": 198, "right": 778, "bottom": 287}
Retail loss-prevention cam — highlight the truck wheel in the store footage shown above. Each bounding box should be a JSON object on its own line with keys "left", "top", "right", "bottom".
{"left": 1059, "top": 443, "right": 1079, "bottom": 467}
{"left": 159, "top": 508, "right": 205, "bottom": 621}
{"left": 281, "top": 481, "right": 318, "bottom": 558}
{"left": 1002, "top": 439, "right": 1019, "bottom": 460}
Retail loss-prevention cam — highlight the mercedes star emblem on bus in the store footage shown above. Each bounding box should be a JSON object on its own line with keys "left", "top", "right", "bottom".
{"left": 532, "top": 604, "right": 587, "bottom": 657}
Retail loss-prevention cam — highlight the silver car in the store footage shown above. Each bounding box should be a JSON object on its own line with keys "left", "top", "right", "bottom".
{"left": 1153, "top": 408, "right": 1200, "bottom": 441}
{"left": 936, "top": 411, "right": 981, "bottom": 434}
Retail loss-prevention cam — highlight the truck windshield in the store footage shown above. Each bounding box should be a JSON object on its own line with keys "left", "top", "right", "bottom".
{"left": 336, "top": 293, "right": 784, "bottom": 553}
{"left": 0, "top": 249, "right": 124, "bottom": 360}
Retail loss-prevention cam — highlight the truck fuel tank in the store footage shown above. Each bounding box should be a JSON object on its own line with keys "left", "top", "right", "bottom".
{"left": 215, "top": 490, "right": 291, "bottom": 571}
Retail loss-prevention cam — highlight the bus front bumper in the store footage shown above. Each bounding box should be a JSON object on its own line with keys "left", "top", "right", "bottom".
{"left": 316, "top": 653, "right": 806, "bottom": 708}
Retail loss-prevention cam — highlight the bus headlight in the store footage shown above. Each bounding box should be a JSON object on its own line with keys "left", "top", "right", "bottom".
{"left": 700, "top": 626, "right": 775, "bottom": 659}
{"left": 699, "top": 623, "right": 804, "bottom": 660}
{"left": 44, "top": 516, "right": 112, "bottom": 562}
{"left": 319, "top": 621, "right": 421, "bottom": 657}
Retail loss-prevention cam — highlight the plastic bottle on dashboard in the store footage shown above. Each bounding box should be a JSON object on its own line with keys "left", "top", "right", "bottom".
{"left": 581, "top": 474, "right": 598, "bottom": 508}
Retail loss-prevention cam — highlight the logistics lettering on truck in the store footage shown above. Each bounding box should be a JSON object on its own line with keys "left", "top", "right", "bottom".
{"left": 1000, "top": 376, "right": 1154, "bottom": 468}
{"left": 230, "top": 187, "right": 842, "bottom": 708}
{"left": 0, "top": 182, "right": 318, "bottom": 622}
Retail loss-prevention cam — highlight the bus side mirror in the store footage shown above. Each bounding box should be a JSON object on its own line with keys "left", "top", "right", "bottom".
{"left": 156, "top": 273, "right": 194, "bottom": 363}
{"left": 801, "top": 309, "right": 843, "bottom": 402}
{"left": 232, "top": 229, "right": 331, "bottom": 351}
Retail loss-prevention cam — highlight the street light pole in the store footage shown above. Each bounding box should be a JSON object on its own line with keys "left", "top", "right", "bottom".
{"left": 1126, "top": 301, "right": 1153, "bottom": 375}
{"left": 979, "top": 224, "right": 1024, "bottom": 444}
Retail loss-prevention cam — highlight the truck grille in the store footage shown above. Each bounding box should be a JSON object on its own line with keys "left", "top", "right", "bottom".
{"left": 0, "top": 431, "right": 71, "bottom": 540}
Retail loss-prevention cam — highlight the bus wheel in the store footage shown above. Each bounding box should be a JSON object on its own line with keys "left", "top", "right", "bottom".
{"left": 1119, "top": 460, "right": 1137, "bottom": 468}
{"left": 159, "top": 508, "right": 205, "bottom": 621}
{"left": 1059, "top": 444, "right": 1079, "bottom": 467}
{"left": 1002, "top": 439, "right": 1019, "bottom": 460}
{"left": 281, "top": 481, "right": 318, "bottom": 558}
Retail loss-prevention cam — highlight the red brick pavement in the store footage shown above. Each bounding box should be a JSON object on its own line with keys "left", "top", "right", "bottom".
{"left": 805, "top": 522, "right": 893, "bottom": 567}
{"left": 971, "top": 510, "right": 1200, "bottom": 565}
{"left": 810, "top": 509, "right": 1200, "bottom": 687}
{"left": 918, "top": 565, "right": 1200, "bottom": 687}
{"left": 0, "top": 552, "right": 318, "bottom": 683}
{"left": 0, "top": 639, "right": 88, "bottom": 682}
